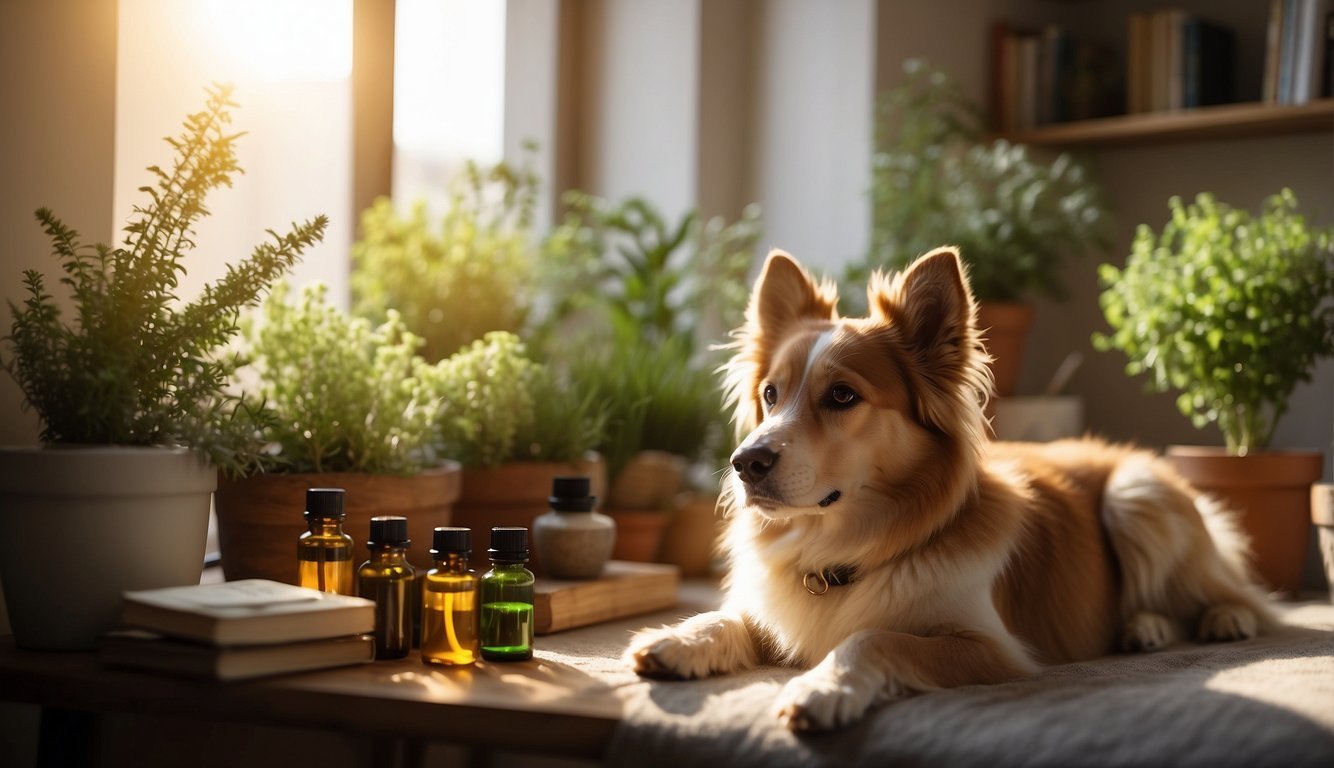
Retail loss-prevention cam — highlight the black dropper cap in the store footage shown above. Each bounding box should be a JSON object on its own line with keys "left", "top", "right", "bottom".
{"left": 367, "top": 516, "right": 410, "bottom": 548}
{"left": 488, "top": 526, "right": 529, "bottom": 563}
{"left": 430, "top": 527, "right": 471, "bottom": 556}
{"left": 305, "top": 487, "right": 345, "bottom": 520}
{"left": 549, "top": 476, "right": 596, "bottom": 512}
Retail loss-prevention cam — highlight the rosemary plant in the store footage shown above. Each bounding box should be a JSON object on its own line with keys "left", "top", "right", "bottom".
{"left": 3, "top": 84, "right": 327, "bottom": 467}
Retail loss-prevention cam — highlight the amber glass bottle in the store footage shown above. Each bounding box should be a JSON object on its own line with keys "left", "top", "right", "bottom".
{"left": 420, "top": 527, "right": 479, "bottom": 666}
{"left": 357, "top": 516, "right": 416, "bottom": 660}
{"left": 297, "top": 488, "right": 355, "bottom": 595}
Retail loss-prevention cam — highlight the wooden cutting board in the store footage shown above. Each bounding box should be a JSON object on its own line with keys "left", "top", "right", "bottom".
{"left": 533, "top": 561, "right": 680, "bottom": 635}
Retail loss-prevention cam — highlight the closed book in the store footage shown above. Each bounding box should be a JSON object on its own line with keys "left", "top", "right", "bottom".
{"left": 119, "top": 579, "right": 375, "bottom": 646}
{"left": 101, "top": 629, "right": 374, "bottom": 681}
{"left": 1183, "top": 17, "right": 1237, "bottom": 108}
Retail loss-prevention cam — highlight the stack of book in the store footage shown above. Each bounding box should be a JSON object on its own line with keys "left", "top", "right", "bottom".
{"left": 1265, "top": 0, "right": 1333, "bottom": 104}
{"left": 101, "top": 579, "right": 376, "bottom": 681}
{"left": 1126, "top": 9, "right": 1237, "bottom": 114}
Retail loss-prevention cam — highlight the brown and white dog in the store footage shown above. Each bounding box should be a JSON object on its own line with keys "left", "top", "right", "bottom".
{"left": 626, "top": 247, "right": 1276, "bottom": 732}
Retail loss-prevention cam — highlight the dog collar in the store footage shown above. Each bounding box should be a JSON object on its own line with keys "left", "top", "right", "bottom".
{"left": 802, "top": 565, "right": 857, "bottom": 595}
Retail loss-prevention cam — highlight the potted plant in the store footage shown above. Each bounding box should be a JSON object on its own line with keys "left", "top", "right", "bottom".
{"left": 1095, "top": 188, "right": 1334, "bottom": 595}
{"left": 0, "top": 85, "right": 327, "bottom": 649}
{"left": 212, "top": 282, "right": 463, "bottom": 582}
{"left": 350, "top": 154, "right": 539, "bottom": 362}
{"left": 543, "top": 193, "right": 761, "bottom": 564}
{"left": 437, "top": 330, "right": 607, "bottom": 562}
{"left": 856, "top": 59, "right": 1110, "bottom": 396}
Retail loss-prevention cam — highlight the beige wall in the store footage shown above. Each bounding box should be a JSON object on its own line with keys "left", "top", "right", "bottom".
{"left": 0, "top": 0, "right": 119, "bottom": 446}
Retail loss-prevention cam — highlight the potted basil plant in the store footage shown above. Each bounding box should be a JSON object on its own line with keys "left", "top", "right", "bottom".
{"left": 1095, "top": 188, "right": 1334, "bottom": 595}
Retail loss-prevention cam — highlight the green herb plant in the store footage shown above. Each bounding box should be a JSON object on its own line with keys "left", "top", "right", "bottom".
{"left": 435, "top": 331, "right": 605, "bottom": 469}
{"left": 351, "top": 154, "right": 539, "bottom": 362}
{"left": 542, "top": 194, "right": 762, "bottom": 483}
{"left": 2, "top": 84, "right": 327, "bottom": 467}
{"left": 1094, "top": 189, "right": 1334, "bottom": 455}
{"left": 235, "top": 282, "right": 447, "bottom": 477}
{"left": 857, "top": 59, "right": 1109, "bottom": 305}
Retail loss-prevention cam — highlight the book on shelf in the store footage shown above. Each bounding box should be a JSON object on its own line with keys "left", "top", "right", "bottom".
{"left": 118, "top": 579, "right": 375, "bottom": 646}
{"left": 1125, "top": 9, "right": 1237, "bottom": 114}
{"left": 1268, "top": 0, "right": 1333, "bottom": 103}
{"left": 990, "top": 20, "right": 1119, "bottom": 132}
{"left": 100, "top": 629, "right": 375, "bottom": 681}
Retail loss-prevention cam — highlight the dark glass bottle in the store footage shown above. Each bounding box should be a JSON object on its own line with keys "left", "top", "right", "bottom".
{"left": 357, "top": 516, "right": 416, "bottom": 660}
{"left": 479, "top": 526, "right": 534, "bottom": 662}
{"left": 297, "top": 488, "right": 355, "bottom": 595}
{"left": 421, "top": 527, "right": 479, "bottom": 666}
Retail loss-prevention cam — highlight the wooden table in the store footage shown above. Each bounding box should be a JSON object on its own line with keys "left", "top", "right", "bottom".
{"left": 0, "top": 634, "right": 624, "bottom": 767}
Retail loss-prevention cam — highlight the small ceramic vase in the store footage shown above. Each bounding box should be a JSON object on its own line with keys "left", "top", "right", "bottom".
{"left": 532, "top": 476, "right": 615, "bottom": 580}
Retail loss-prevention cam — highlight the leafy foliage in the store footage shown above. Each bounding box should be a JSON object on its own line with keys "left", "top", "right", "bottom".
{"left": 234, "top": 283, "right": 447, "bottom": 476}
{"left": 351, "top": 156, "right": 538, "bottom": 362}
{"left": 1094, "top": 189, "right": 1334, "bottom": 455}
{"left": 542, "top": 192, "right": 761, "bottom": 355}
{"left": 2, "top": 85, "right": 326, "bottom": 458}
{"left": 857, "top": 59, "right": 1109, "bottom": 304}
{"left": 435, "top": 331, "right": 605, "bottom": 469}
{"left": 541, "top": 194, "right": 762, "bottom": 483}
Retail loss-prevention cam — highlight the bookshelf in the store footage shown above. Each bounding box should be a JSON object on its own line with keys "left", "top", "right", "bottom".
{"left": 999, "top": 97, "right": 1334, "bottom": 147}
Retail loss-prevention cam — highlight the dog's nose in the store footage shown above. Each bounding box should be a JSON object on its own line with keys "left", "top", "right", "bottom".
{"left": 732, "top": 445, "right": 778, "bottom": 485}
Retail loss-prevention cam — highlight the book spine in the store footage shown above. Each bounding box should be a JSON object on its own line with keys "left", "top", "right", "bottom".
{"left": 1325, "top": 8, "right": 1334, "bottom": 96}
{"left": 1280, "top": 0, "right": 1300, "bottom": 103}
{"left": 1128, "top": 12, "right": 1148, "bottom": 113}
{"left": 1183, "top": 17, "right": 1201, "bottom": 109}
{"left": 1266, "top": 0, "right": 1284, "bottom": 102}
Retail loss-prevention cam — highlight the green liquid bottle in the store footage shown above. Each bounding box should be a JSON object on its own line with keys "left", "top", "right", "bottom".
{"left": 357, "top": 516, "right": 416, "bottom": 660}
{"left": 480, "top": 526, "right": 534, "bottom": 662}
{"left": 297, "top": 488, "right": 355, "bottom": 595}
{"left": 421, "top": 527, "right": 479, "bottom": 666}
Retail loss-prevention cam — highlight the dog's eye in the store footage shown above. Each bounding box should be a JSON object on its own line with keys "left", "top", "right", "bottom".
{"left": 828, "top": 384, "right": 859, "bottom": 408}
{"left": 763, "top": 384, "right": 777, "bottom": 407}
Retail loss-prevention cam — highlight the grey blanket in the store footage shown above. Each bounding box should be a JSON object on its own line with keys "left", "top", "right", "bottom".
{"left": 538, "top": 590, "right": 1334, "bottom": 768}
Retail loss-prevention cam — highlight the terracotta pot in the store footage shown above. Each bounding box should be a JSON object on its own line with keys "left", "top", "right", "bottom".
{"left": 607, "top": 509, "right": 671, "bottom": 562}
{"left": 452, "top": 453, "right": 606, "bottom": 573}
{"left": 658, "top": 491, "right": 723, "bottom": 576}
{"left": 214, "top": 462, "right": 462, "bottom": 583}
{"left": 1166, "top": 446, "right": 1323, "bottom": 596}
{"left": 0, "top": 446, "right": 215, "bottom": 650}
{"left": 607, "top": 450, "right": 687, "bottom": 509}
{"left": 976, "top": 301, "right": 1034, "bottom": 399}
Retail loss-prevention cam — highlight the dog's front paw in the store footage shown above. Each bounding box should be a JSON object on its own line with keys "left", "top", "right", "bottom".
{"left": 773, "top": 665, "right": 901, "bottom": 732}
{"left": 626, "top": 612, "right": 756, "bottom": 680}
{"left": 1122, "top": 611, "right": 1177, "bottom": 652}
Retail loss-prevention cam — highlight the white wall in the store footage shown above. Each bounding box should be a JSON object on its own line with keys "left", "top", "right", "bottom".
{"left": 751, "top": 0, "right": 876, "bottom": 272}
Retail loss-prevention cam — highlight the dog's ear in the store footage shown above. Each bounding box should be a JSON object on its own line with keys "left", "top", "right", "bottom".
{"left": 750, "top": 249, "right": 839, "bottom": 339}
{"left": 874, "top": 247, "right": 974, "bottom": 352}
{"left": 871, "top": 247, "right": 992, "bottom": 430}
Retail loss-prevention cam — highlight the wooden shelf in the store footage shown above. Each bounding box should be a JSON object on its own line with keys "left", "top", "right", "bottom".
{"left": 998, "top": 99, "right": 1334, "bottom": 148}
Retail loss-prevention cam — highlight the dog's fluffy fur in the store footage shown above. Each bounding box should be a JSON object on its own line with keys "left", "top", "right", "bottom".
{"left": 626, "top": 248, "right": 1277, "bottom": 732}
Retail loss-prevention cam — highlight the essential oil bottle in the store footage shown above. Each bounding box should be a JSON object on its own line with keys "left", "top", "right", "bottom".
{"left": 357, "top": 516, "right": 416, "bottom": 660}
{"left": 479, "top": 526, "right": 535, "bottom": 662}
{"left": 297, "top": 488, "right": 355, "bottom": 595}
{"left": 421, "top": 527, "right": 479, "bottom": 666}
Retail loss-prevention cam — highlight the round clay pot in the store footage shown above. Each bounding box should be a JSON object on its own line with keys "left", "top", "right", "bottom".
{"left": 607, "top": 450, "right": 687, "bottom": 510}
{"left": 658, "top": 492, "right": 722, "bottom": 576}
{"left": 976, "top": 301, "right": 1034, "bottom": 399}
{"left": 607, "top": 509, "right": 671, "bottom": 562}
{"left": 1166, "top": 446, "right": 1323, "bottom": 596}
{"left": 214, "top": 462, "right": 462, "bottom": 583}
